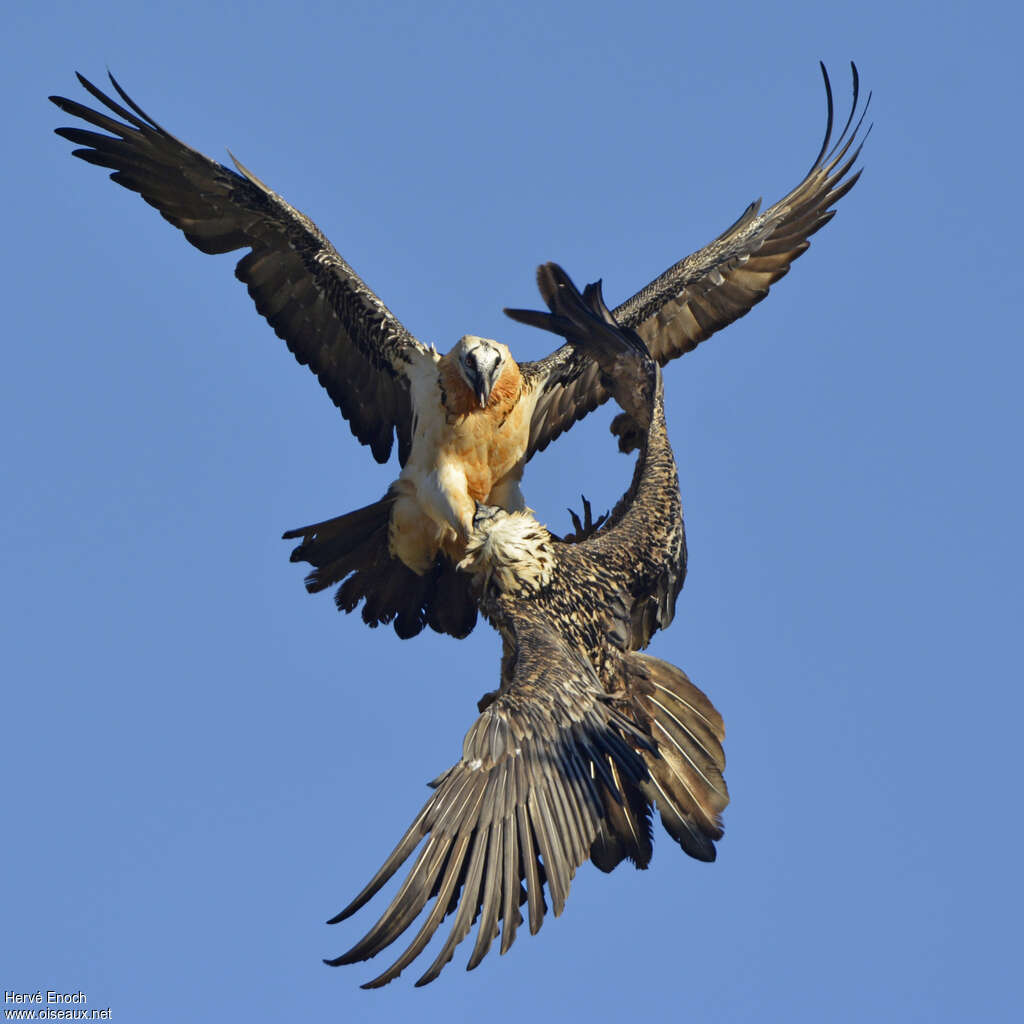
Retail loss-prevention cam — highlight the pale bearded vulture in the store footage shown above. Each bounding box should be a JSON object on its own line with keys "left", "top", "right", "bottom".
{"left": 50, "top": 64, "right": 868, "bottom": 638}
{"left": 328, "top": 264, "right": 727, "bottom": 987}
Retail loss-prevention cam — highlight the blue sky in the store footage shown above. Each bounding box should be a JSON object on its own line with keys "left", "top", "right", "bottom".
{"left": 4, "top": 1, "right": 1021, "bottom": 1021}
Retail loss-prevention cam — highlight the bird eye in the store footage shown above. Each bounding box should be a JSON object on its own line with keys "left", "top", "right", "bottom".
{"left": 465, "top": 353, "right": 477, "bottom": 370}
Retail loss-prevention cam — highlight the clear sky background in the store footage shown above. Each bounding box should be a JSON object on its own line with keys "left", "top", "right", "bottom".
{"left": 4, "top": 1, "right": 1021, "bottom": 1021}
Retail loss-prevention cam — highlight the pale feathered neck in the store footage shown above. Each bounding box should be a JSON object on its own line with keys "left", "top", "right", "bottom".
{"left": 459, "top": 509, "right": 555, "bottom": 596}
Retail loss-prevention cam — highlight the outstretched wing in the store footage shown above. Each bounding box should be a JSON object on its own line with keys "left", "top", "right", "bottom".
{"left": 327, "top": 621, "right": 652, "bottom": 987}
{"left": 518, "top": 62, "right": 870, "bottom": 460}
{"left": 50, "top": 73, "right": 431, "bottom": 465}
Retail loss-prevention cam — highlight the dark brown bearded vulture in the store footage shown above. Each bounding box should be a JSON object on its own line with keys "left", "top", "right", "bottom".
{"left": 327, "top": 264, "right": 727, "bottom": 987}
{"left": 50, "top": 64, "right": 868, "bottom": 639}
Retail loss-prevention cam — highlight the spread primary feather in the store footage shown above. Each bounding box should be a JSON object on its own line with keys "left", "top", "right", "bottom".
{"left": 328, "top": 264, "right": 728, "bottom": 987}
{"left": 50, "top": 64, "right": 868, "bottom": 638}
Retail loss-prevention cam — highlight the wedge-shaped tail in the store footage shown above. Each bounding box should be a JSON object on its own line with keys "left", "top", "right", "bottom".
{"left": 630, "top": 653, "right": 728, "bottom": 862}
{"left": 585, "top": 652, "right": 727, "bottom": 872}
{"left": 283, "top": 490, "right": 477, "bottom": 639}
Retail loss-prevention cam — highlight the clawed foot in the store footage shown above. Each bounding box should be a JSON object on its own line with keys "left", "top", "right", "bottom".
{"left": 561, "top": 495, "right": 609, "bottom": 543}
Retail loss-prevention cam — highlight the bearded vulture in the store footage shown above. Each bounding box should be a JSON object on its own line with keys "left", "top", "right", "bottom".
{"left": 50, "top": 64, "right": 868, "bottom": 638}
{"left": 327, "top": 265, "right": 727, "bottom": 987}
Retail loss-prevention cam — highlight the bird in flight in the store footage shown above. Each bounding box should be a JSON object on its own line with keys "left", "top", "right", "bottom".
{"left": 328, "top": 264, "right": 727, "bottom": 987}
{"left": 50, "top": 64, "right": 868, "bottom": 639}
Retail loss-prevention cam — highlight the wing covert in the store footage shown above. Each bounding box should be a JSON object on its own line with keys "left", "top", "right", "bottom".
{"left": 325, "top": 621, "right": 652, "bottom": 987}
{"left": 51, "top": 72, "right": 430, "bottom": 464}
{"left": 519, "top": 62, "right": 869, "bottom": 460}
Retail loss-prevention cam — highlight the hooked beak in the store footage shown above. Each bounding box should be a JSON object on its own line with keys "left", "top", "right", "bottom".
{"left": 458, "top": 341, "right": 503, "bottom": 408}
{"left": 468, "top": 367, "right": 493, "bottom": 407}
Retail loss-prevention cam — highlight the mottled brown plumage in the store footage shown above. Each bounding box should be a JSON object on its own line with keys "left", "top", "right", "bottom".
{"left": 50, "top": 65, "right": 867, "bottom": 638}
{"left": 515, "top": 62, "right": 870, "bottom": 459}
{"left": 328, "top": 266, "right": 727, "bottom": 986}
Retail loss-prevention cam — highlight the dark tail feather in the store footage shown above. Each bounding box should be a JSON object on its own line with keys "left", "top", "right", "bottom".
{"left": 336, "top": 558, "right": 477, "bottom": 640}
{"left": 283, "top": 493, "right": 395, "bottom": 592}
{"left": 426, "top": 566, "right": 478, "bottom": 638}
{"left": 283, "top": 492, "right": 477, "bottom": 640}
{"left": 627, "top": 653, "right": 728, "bottom": 862}
{"left": 589, "top": 764, "right": 654, "bottom": 872}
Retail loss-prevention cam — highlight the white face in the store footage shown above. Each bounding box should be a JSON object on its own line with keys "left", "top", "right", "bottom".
{"left": 455, "top": 336, "right": 505, "bottom": 406}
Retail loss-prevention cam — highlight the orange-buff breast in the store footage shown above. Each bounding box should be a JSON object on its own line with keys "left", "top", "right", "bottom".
{"left": 438, "top": 360, "right": 527, "bottom": 502}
